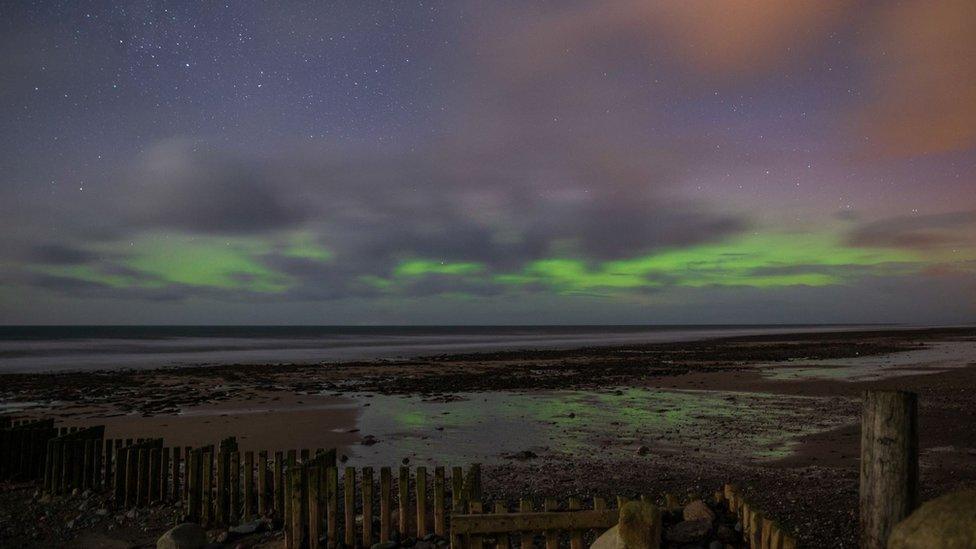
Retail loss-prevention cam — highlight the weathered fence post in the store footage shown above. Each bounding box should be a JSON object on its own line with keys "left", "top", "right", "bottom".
{"left": 859, "top": 390, "right": 919, "bottom": 549}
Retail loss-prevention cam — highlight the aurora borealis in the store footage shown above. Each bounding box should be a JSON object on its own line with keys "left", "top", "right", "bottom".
{"left": 1, "top": 2, "right": 975, "bottom": 324}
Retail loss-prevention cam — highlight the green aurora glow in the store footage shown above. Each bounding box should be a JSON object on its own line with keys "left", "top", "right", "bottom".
{"left": 30, "top": 230, "right": 969, "bottom": 298}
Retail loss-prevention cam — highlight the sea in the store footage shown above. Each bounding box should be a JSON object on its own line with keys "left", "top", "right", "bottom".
{"left": 0, "top": 324, "right": 893, "bottom": 373}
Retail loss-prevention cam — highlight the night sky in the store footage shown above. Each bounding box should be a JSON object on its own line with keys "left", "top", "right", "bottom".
{"left": 1, "top": 1, "right": 974, "bottom": 325}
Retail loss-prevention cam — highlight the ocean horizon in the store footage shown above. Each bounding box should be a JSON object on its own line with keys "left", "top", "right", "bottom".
{"left": 0, "top": 323, "right": 902, "bottom": 373}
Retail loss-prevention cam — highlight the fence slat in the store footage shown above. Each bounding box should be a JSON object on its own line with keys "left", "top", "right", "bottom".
{"left": 274, "top": 451, "right": 284, "bottom": 519}
{"left": 494, "top": 501, "right": 510, "bottom": 549}
{"left": 160, "top": 447, "right": 170, "bottom": 502}
{"left": 258, "top": 451, "right": 268, "bottom": 516}
{"left": 308, "top": 466, "right": 322, "bottom": 549}
{"left": 416, "top": 466, "right": 428, "bottom": 537}
{"left": 543, "top": 498, "right": 558, "bottom": 549}
{"left": 327, "top": 466, "right": 338, "bottom": 549}
{"left": 434, "top": 466, "right": 446, "bottom": 536}
{"left": 230, "top": 451, "right": 240, "bottom": 525}
{"left": 398, "top": 466, "right": 410, "bottom": 535}
{"left": 519, "top": 499, "right": 533, "bottom": 549}
{"left": 569, "top": 497, "right": 583, "bottom": 549}
{"left": 362, "top": 466, "right": 374, "bottom": 547}
{"left": 202, "top": 451, "right": 213, "bottom": 526}
{"left": 244, "top": 451, "right": 254, "bottom": 520}
{"left": 149, "top": 448, "right": 161, "bottom": 504}
{"left": 344, "top": 466, "right": 356, "bottom": 547}
{"left": 380, "top": 467, "right": 392, "bottom": 542}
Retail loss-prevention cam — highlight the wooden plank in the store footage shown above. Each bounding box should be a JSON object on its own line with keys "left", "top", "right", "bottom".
{"left": 124, "top": 448, "right": 138, "bottom": 507}
{"left": 860, "top": 390, "right": 919, "bottom": 549}
{"left": 327, "top": 466, "right": 338, "bottom": 548}
{"left": 416, "top": 466, "right": 428, "bottom": 537}
{"left": 543, "top": 498, "right": 558, "bottom": 549}
{"left": 160, "top": 447, "right": 170, "bottom": 501}
{"left": 82, "top": 439, "right": 94, "bottom": 489}
{"left": 230, "top": 451, "right": 240, "bottom": 525}
{"left": 452, "top": 509, "right": 620, "bottom": 535}
{"left": 187, "top": 450, "right": 201, "bottom": 522}
{"left": 344, "top": 466, "right": 356, "bottom": 547}
{"left": 568, "top": 497, "right": 583, "bottom": 549}
{"left": 258, "top": 451, "right": 268, "bottom": 517}
{"left": 274, "top": 451, "right": 284, "bottom": 518}
{"left": 469, "top": 501, "right": 484, "bottom": 549}
{"left": 136, "top": 448, "right": 150, "bottom": 506}
{"left": 148, "top": 448, "right": 161, "bottom": 504}
{"left": 398, "top": 466, "right": 410, "bottom": 535}
{"left": 451, "top": 466, "right": 464, "bottom": 512}
{"left": 494, "top": 502, "right": 509, "bottom": 549}
{"left": 216, "top": 451, "right": 228, "bottom": 526}
{"left": 433, "top": 466, "right": 446, "bottom": 536}
{"left": 171, "top": 447, "right": 182, "bottom": 503}
{"left": 113, "top": 444, "right": 126, "bottom": 502}
{"left": 380, "top": 467, "right": 392, "bottom": 542}
{"left": 201, "top": 451, "right": 213, "bottom": 526}
{"left": 308, "top": 466, "right": 322, "bottom": 549}
{"left": 243, "top": 451, "right": 254, "bottom": 520}
{"left": 519, "top": 499, "right": 533, "bottom": 549}
{"left": 287, "top": 467, "right": 303, "bottom": 549}
{"left": 362, "top": 467, "right": 374, "bottom": 547}
{"left": 183, "top": 446, "right": 191, "bottom": 502}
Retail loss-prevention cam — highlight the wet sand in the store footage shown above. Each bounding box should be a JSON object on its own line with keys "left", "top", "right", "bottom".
{"left": 2, "top": 326, "right": 975, "bottom": 547}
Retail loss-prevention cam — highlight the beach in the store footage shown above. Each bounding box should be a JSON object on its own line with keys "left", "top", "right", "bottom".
{"left": 2, "top": 326, "right": 976, "bottom": 547}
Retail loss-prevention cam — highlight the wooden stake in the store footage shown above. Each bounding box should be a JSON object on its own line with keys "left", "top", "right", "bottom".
{"left": 160, "top": 447, "right": 170, "bottom": 501}
{"left": 495, "top": 501, "right": 510, "bottom": 549}
{"left": 434, "top": 466, "right": 446, "bottom": 536}
{"left": 202, "top": 450, "right": 213, "bottom": 526}
{"left": 544, "top": 498, "right": 558, "bottom": 549}
{"left": 187, "top": 450, "right": 201, "bottom": 522}
{"left": 568, "top": 497, "right": 583, "bottom": 549}
{"left": 308, "top": 466, "right": 322, "bottom": 549}
{"left": 416, "top": 466, "right": 428, "bottom": 537}
{"left": 243, "top": 451, "right": 254, "bottom": 520}
{"left": 380, "top": 467, "right": 392, "bottom": 542}
{"left": 327, "top": 466, "right": 338, "bottom": 548}
{"left": 398, "top": 466, "right": 410, "bottom": 535}
{"left": 230, "top": 451, "right": 240, "bottom": 525}
{"left": 345, "top": 466, "right": 356, "bottom": 547}
{"left": 148, "top": 448, "right": 161, "bottom": 504}
{"left": 519, "top": 499, "right": 534, "bottom": 549}
{"left": 859, "top": 390, "right": 919, "bottom": 549}
{"left": 258, "top": 451, "right": 268, "bottom": 517}
{"left": 274, "top": 451, "right": 285, "bottom": 519}
{"left": 363, "top": 466, "right": 374, "bottom": 547}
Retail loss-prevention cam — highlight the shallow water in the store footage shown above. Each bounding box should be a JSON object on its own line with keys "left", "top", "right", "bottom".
{"left": 338, "top": 388, "right": 854, "bottom": 467}
{"left": 759, "top": 340, "right": 976, "bottom": 381}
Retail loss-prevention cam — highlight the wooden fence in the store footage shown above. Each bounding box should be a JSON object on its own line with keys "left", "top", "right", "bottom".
{"left": 722, "top": 484, "right": 798, "bottom": 549}
{"left": 0, "top": 418, "right": 57, "bottom": 482}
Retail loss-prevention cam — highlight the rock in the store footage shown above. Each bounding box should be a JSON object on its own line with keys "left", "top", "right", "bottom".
{"left": 229, "top": 519, "right": 265, "bottom": 535}
{"left": 214, "top": 530, "right": 230, "bottom": 543}
{"left": 665, "top": 519, "right": 712, "bottom": 544}
{"left": 371, "top": 543, "right": 398, "bottom": 549}
{"left": 362, "top": 435, "right": 380, "bottom": 446}
{"left": 708, "top": 541, "right": 723, "bottom": 549}
{"left": 715, "top": 523, "right": 736, "bottom": 542}
{"left": 887, "top": 489, "right": 976, "bottom": 549}
{"left": 636, "top": 445, "right": 651, "bottom": 456}
{"left": 683, "top": 500, "right": 716, "bottom": 523}
{"left": 591, "top": 501, "right": 659, "bottom": 549}
{"left": 95, "top": 508, "right": 109, "bottom": 516}
{"left": 157, "top": 523, "right": 208, "bottom": 549}
{"left": 504, "top": 450, "right": 538, "bottom": 460}
{"left": 125, "top": 509, "right": 138, "bottom": 519}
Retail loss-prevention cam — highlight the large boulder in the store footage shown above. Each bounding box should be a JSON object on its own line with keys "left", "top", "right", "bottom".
{"left": 590, "top": 501, "right": 661, "bottom": 548}
{"left": 887, "top": 490, "right": 976, "bottom": 549}
{"left": 683, "top": 500, "right": 716, "bottom": 523}
{"left": 157, "top": 523, "right": 208, "bottom": 549}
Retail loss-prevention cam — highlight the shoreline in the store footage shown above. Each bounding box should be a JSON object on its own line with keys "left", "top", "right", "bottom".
{"left": 2, "top": 326, "right": 975, "bottom": 547}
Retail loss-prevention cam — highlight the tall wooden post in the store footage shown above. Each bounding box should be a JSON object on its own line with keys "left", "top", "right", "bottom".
{"left": 859, "top": 390, "right": 919, "bottom": 549}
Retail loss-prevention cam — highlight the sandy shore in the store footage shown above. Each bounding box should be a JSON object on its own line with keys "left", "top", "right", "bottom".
{"left": 2, "top": 326, "right": 975, "bottom": 547}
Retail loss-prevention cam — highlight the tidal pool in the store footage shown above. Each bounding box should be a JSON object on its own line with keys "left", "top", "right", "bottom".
{"left": 343, "top": 388, "right": 854, "bottom": 467}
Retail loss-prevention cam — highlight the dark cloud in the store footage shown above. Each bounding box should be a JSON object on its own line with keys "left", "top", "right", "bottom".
{"left": 27, "top": 244, "right": 98, "bottom": 265}
{"left": 848, "top": 211, "right": 976, "bottom": 250}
